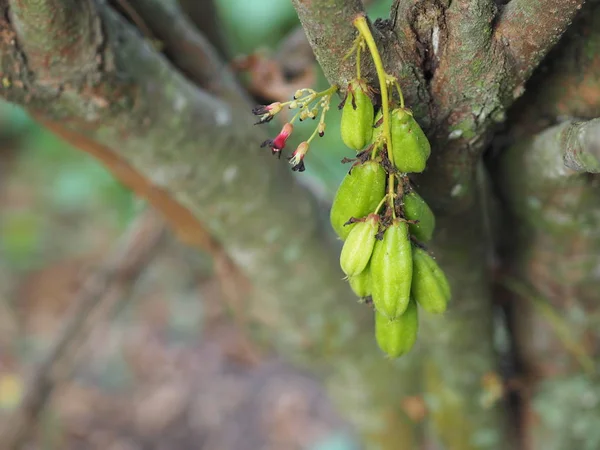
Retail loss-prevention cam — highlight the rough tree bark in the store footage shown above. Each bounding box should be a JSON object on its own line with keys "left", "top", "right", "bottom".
{"left": 493, "top": 4, "right": 600, "bottom": 449}
{"left": 0, "top": 0, "right": 596, "bottom": 449}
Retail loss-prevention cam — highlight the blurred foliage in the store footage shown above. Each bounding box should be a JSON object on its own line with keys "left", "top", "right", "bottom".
{"left": 215, "top": 0, "right": 394, "bottom": 198}
{"left": 0, "top": 102, "right": 137, "bottom": 271}
{"left": 215, "top": 0, "right": 299, "bottom": 54}
{"left": 215, "top": 0, "right": 391, "bottom": 55}
{"left": 310, "top": 431, "right": 361, "bottom": 450}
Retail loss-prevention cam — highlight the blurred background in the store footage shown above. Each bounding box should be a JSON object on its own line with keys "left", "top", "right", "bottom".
{"left": 0, "top": 1, "right": 392, "bottom": 449}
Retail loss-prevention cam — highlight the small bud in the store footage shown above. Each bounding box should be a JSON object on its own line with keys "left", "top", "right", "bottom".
{"left": 318, "top": 122, "right": 326, "bottom": 137}
{"left": 260, "top": 123, "right": 294, "bottom": 156}
{"left": 288, "top": 141, "right": 309, "bottom": 172}
{"left": 294, "top": 89, "right": 304, "bottom": 99}
{"left": 289, "top": 100, "right": 299, "bottom": 109}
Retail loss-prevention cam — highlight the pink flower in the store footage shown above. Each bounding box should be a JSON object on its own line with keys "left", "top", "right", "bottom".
{"left": 261, "top": 123, "right": 293, "bottom": 157}
{"left": 252, "top": 102, "right": 283, "bottom": 124}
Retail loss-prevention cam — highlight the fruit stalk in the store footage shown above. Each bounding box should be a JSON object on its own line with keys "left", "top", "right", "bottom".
{"left": 353, "top": 15, "right": 398, "bottom": 212}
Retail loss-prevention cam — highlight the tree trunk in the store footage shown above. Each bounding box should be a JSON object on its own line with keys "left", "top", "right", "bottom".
{"left": 493, "top": 5, "right": 600, "bottom": 448}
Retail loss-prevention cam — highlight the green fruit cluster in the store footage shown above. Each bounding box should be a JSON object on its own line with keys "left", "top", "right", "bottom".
{"left": 331, "top": 77, "right": 451, "bottom": 359}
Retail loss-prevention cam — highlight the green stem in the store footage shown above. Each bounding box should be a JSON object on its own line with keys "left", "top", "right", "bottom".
{"left": 353, "top": 15, "right": 396, "bottom": 216}
{"left": 317, "top": 84, "right": 339, "bottom": 99}
{"left": 290, "top": 85, "right": 338, "bottom": 124}
{"left": 306, "top": 123, "right": 321, "bottom": 143}
{"left": 308, "top": 99, "right": 328, "bottom": 143}
{"left": 353, "top": 16, "right": 391, "bottom": 163}
{"left": 356, "top": 39, "right": 362, "bottom": 79}
{"left": 289, "top": 109, "right": 303, "bottom": 124}
{"left": 369, "top": 140, "right": 380, "bottom": 160}
{"left": 387, "top": 174, "right": 396, "bottom": 218}
{"left": 395, "top": 81, "right": 405, "bottom": 109}
{"left": 373, "top": 194, "right": 388, "bottom": 214}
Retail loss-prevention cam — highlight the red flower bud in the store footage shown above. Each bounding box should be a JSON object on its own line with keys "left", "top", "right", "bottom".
{"left": 261, "top": 123, "right": 294, "bottom": 157}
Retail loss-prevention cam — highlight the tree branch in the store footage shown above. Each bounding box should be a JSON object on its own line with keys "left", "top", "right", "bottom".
{"left": 8, "top": 0, "right": 102, "bottom": 85}
{"left": 126, "top": 0, "right": 246, "bottom": 102}
{"left": 0, "top": 210, "right": 166, "bottom": 450}
{"left": 431, "top": 0, "right": 501, "bottom": 128}
{"left": 559, "top": 119, "right": 600, "bottom": 173}
{"left": 498, "top": 119, "right": 600, "bottom": 183}
{"left": 290, "top": 0, "right": 365, "bottom": 87}
{"left": 432, "top": 0, "right": 498, "bottom": 96}
{"left": 495, "top": 0, "right": 586, "bottom": 81}
{"left": 178, "top": 0, "right": 229, "bottom": 57}
{"left": 420, "top": 181, "right": 513, "bottom": 450}
{"left": 495, "top": 118, "right": 600, "bottom": 450}
{"left": 508, "top": 2, "right": 600, "bottom": 139}
{"left": 411, "top": 0, "right": 510, "bottom": 213}
{"left": 493, "top": 11, "right": 600, "bottom": 437}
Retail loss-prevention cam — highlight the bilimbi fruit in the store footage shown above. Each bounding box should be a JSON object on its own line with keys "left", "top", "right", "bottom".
{"left": 403, "top": 191, "right": 435, "bottom": 242}
{"left": 411, "top": 247, "right": 451, "bottom": 314}
{"left": 330, "top": 160, "right": 386, "bottom": 240}
{"left": 391, "top": 108, "right": 431, "bottom": 173}
{"left": 370, "top": 219, "right": 413, "bottom": 319}
{"left": 375, "top": 299, "right": 419, "bottom": 358}
{"left": 340, "top": 214, "right": 379, "bottom": 277}
{"left": 340, "top": 79, "right": 374, "bottom": 150}
{"left": 348, "top": 263, "right": 371, "bottom": 298}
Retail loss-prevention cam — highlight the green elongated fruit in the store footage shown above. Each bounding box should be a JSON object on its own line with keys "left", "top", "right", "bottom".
{"left": 411, "top": 246, "right": 451, "bottom": 314}
{"left": 375, "top": 299, "right": 418, "bottom": 358}
{"left": 348, "top": 263, "right": 371, "bottom": 298}
{"left": 340, "top": 215, "right": 378, "bottom": 277}
{"left": 390, "top": 108, "right": 431, "bottom": 173}
{"left": 330, "top": 160, "right": 386, "bottom": 240}
{"left": 370, "top": 219, "right": 413, "bottom": 318}
{"left": 403, "top": 191, "right": 435, "bottom": 242}
{"left": 340, "top": 79, "right": 374, "bottom": 150}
